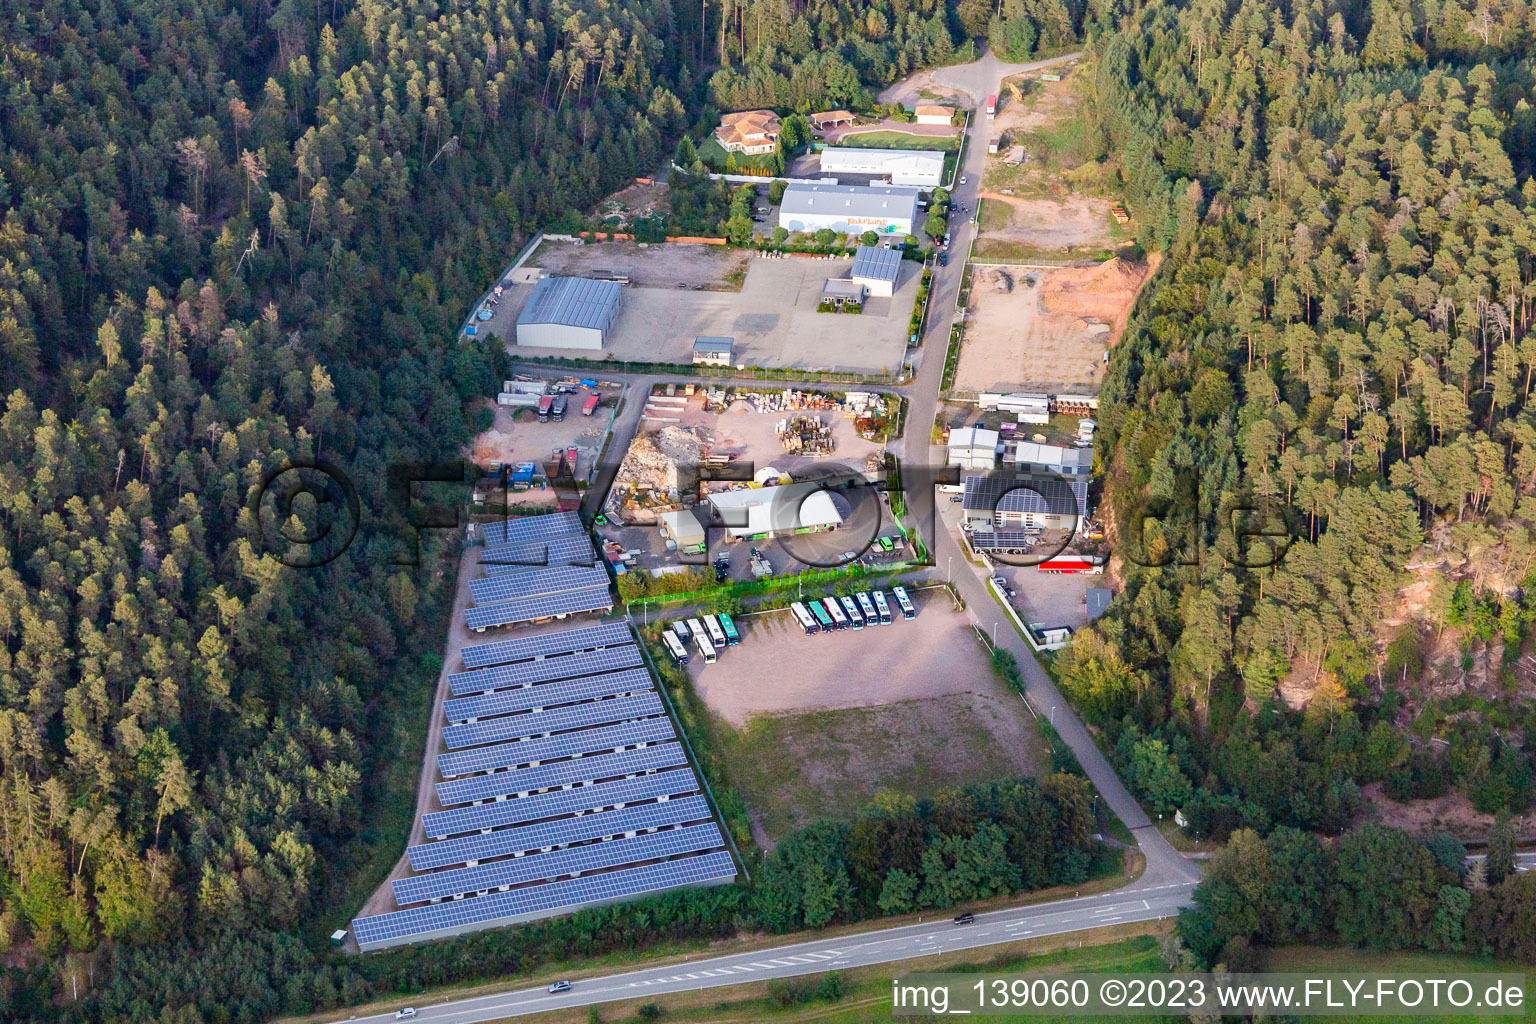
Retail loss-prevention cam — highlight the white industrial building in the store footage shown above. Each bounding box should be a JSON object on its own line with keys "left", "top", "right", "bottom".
{"left": 947, "top": 425, "right": 1000, "bottom": 469}
{"left": 818, "top": 147, "right": 945, "bottom": 188}
{"left": 703, "top": 484, "right": 844, "bottom": 540}
{"left": 979, "top": 392, "right": 1051, "bottom": 425}
{"left": 692, "top": 336, "right": 734, "bottom": 366}
{"left": 849, "top": 245, "right": 903, "bottom": 297}
{"left": 779, "top": 183, "right": 919, "bottom": 237}
{"left": 515, "top": 276, "right": 623, "bottom": 349}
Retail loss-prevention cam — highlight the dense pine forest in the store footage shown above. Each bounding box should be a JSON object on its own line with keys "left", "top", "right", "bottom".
{"left": 1075, "top": 0, "right": 1536, "bottom": 847}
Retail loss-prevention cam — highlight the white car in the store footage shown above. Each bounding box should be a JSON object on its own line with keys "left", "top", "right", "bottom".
{"left": 959, "top": 176, "right": 968, "bottom": 185}
{"left": 547, "top": 980, "right": 573, "bottom": 993}
{"left": 395, "top": 1011, "right": 417, "bottom": 1020}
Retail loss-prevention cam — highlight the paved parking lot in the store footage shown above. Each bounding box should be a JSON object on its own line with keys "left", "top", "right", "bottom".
{"left": 486, "top": 253, "right": 918, "bottom": 373}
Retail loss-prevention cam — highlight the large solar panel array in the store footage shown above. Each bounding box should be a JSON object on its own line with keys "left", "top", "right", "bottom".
{"left": 437, "top": 716, "right": 676, "bottom": 778}
{"left": 353, "top": 852, "right": 738, "bottom": 950}
{"left": 442, "top": 690, "right": 665, "bottom": 750}
{"left": 350, "top": 620, "right": 734, "bottom": 951}
{"left": 469, "top": 565, "right": 610, "bottom": 605}
{"left": 477, "top": 510, "right": 585, "bottom": 547}
{"left": 406, "top": 795, "right": 714, "bottom": 872}
{"left": 461, "top": 621, "right": 633, "bottom": 669}
{"left": 443, "top": 665, "right": 654, "bottom": 725}
{"left": 393, "top": 822, "right": 725, "bottom": 906}
{"left": 967, "top": 530, "right": 1041, "bottom": 551}
{"left": 448, "top": 644, "right": 644, "bottom": 698}
{"left": 465, "top": 586, "right": 615, "bottom": 631}
{"left": 482, "top": 533, "right": 599, "bottom": 572}
{"left": 464, "top": 512, "right": 613, "bottom": 632}
{"left": 435, "top": 741, "right": 687, "bottom": 807}
{"left": 422, "top": 768, "right": 699, "bottom": 839}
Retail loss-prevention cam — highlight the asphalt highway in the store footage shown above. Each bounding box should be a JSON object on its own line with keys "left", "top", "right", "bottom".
{"left": 341, "top": 879, "right": 1196, "bottom": 1023}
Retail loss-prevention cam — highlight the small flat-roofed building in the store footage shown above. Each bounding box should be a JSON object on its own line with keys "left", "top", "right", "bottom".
{"left": 948, "top": 425, "right": 1000, "bottom": 470}
{"left": 779, "top": 183, "right": 919, "bottom": 236}
{"left": 516, "top": 276, "right": 622, "bottom": 349}
{"left": 850, "top": 245, "right": 902, "bottom": 297}
{"left": 979, "top": 392, "right": 1051, "bottom": 425}
{"left": 914, "top": 104, "right": 953, "bottom": 125}
{"left": 658, "top": 508, "right": 708, "bottom": 554}
{"left": 821, "top": 278, "right": 865, "bottom": 309}
{"left": 817, "top": 148, "right": 945, "bottom": 188}
{"left": 692, "top": 336, "right": 734, "bottom": 366}
{"left": 811, "top": 110, "right": 855, "bottom": 130}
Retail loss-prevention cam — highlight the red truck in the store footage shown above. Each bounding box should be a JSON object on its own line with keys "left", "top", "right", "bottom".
{"left": 537, "top": 395, "right": 553, "bottom": 422}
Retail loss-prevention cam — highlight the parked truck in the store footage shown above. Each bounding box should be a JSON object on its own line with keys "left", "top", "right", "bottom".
{"left": 538, "top": 395, "right": 553, "bottom": 422}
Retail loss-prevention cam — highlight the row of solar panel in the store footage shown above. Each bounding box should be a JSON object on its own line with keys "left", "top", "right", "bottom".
{"left": 408, "top": 794, "right": 713, "bottom": 872}
{"left": 437, "top": 716, "right": 677, "bottom": 779}
{"left": 442, "top": 690, "right": 663, "bottom": 751}
{"left": 422, "top": 768, "right": 699, "bottom": 839}
{"left": 464, "top": 586, "right": 615, "bottom": 631}
{"left": 481, "top": 533, "right": 598, "bottom": 572}
{"left": 435, "top": 741, "right": 686, "bottom": 807}
{"left": 461, "top": 621, "right": 634, "bottom": 670}
{"left": 469, "top": 564, "right": 610, "bottom": 606}
{"left": 394, "top": 821, "right": 725, "bottom": 906}
{"left": 353, "top": 851, "right": 737, "bottom": 949}
{"left": 476, "top": 511, "right": 585, "bottom": 548}
{"left": 448, "top": 644, "right": 643, "bottom": 699}
{"left": 443, "top": 665, "right": 653, "bottom": 725}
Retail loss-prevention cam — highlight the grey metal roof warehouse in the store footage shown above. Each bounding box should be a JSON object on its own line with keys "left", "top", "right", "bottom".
{"left": 851, "top": 245, "right": 902, "bottom": 283}
{"left": 517, "top": 276, "right": 622, "bottom": 330}
{"left": 693, "top": 336, "right": 734, "bottom": 354}
{"left": 779, "top": 183, "right": 919, "bottom": 222}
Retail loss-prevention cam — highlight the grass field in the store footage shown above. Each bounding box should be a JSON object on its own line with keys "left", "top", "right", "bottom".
{"left": 717, "top": 692, "right": 1045, "bottom": 840}
{"left": 835, "top": 129, "right": 960, "bottom": 151}
{"left": 698, "top": 135, "right": 779, "bottom": 171}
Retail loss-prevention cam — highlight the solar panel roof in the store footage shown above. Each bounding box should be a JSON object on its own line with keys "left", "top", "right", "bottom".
{"left": 421, "top": 768, "right": 700, "bottom": 838}
{"left": 968, "top": 530, "right": 1041, "bottom": 550}
{"left": 481, "top": 534, "right": 598, "bottom": 572}
{"left": 435, "top": 742, "right": 687, "bottom": 807}
{"left": 437, "top": 716, "right": 676, "bottom": 779}
{"left": 352, "top": 851, "right": 737, "bottom": 949}
{"left": 448, "top": 644, "right": 643, "bottom": 699}
{"left": 442, "top": 665, "right": 654, "bottom": 726}
{"left": 464, "top": 586, "right": 614, "bottom": 631}
{"left": 407, "top": 795, "right": 713, "bottom": 872}
{"left": 470, "top": 565, "right": 610, "bottom": 605}
{"left": 442, "top": 691, "right": 664, "bottom": 751}
{"left": 850, "top": 244, "right": 902, "bottom": 283}
{"left": 393, "top": 822, "right": 725, "bottom": 906}
{"left": 461, "top": 621, "right": 633, "bottom": 670}
{"left": 961, "top": 473, "right": 1086, "bottom": 516}
{"left": 476, "top": 511, "right": 585, "bottom": 548}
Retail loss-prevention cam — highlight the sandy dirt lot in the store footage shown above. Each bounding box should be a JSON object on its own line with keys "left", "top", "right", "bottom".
{"left": 654, "top": 391, "right": 889, "bottom": 478}
{"left": 498, "top": 254, "right": 917, "bottom": 373}
{"left": 530, "top": 239, "right": 750, "bottom": 289}
{"left": 687, "top": 589, "right": 1044, "bottom": 840}
{"left": 955, "top": 256, "right": 1159, "bottom": 393}
{"left": 979, "top": 193, "right": 1120, "bottom": 249}
{"left": 878, "top": 69, "right": 970, "bottom": 109}
{"left": 465, "top": 388, "right": 619, "bottom": 478}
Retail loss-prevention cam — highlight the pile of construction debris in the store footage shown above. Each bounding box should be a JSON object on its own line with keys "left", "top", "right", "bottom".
{"left": 777, "top": 414, "right": 835, "bottom": 456}
{"left": 611, "top": 425, "right": 716, "bottom": 513}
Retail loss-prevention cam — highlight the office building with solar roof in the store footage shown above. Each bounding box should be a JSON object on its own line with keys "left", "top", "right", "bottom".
{"left": 515, "top": 276, "right": 622, "bottom": 349}
{"left": 349, "top": 616, "right": 736, "bottom": 951}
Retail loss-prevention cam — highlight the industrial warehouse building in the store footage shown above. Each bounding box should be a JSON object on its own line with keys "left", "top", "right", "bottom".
{"left": 818, "top": 147, "right": 945, "bottom": 188}
{"left": 849, "top": 244, "right": 903, "bottom": 297}
{"left": 515, "top": 276, "right": 622, "bottom": 349}
{"left": 778, "top": 183, "right": 919, "bottom": 237}
{"left": 702, "top": 483, "right": 845, "bottom": 540}
{"left": 961, "top": 471, "right": 1088, "bottom": 534}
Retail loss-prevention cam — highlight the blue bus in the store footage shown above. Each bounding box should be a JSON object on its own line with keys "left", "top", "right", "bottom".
{"left": 809, "top": 600, "right": 834, "bottom": 632}
{"left": 719, "top": 613, "right": 740, "bottom": 645}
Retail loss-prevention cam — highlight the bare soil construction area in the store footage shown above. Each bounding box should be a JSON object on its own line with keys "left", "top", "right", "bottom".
{"left": 528, "top": 239, "right": 750, "bottom": 289}
{"left": 955, "top": 255, "right": 1159, "bottom": 393}
{"left": 980, "top": 193, "right": 1121, "bottom": 250}
{"left": 693, "top": 589, "right": 1044, "bottom": 840}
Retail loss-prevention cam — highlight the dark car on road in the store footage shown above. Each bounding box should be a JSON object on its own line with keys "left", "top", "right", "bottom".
{"left": 954, "top": 912, "right": 975, "bottom": 926}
